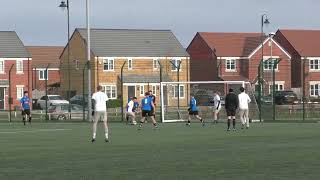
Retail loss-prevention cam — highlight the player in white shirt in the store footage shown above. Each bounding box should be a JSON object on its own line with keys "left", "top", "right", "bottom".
{"left": 238, "top": 87, "right": 251, "bottom": 129}
{"left": 126, "top": 97, "right": 138, "bottom": 125}
{"left": 91, "top": 85, "right": 109, "bottom": 142}
{"left": 212, "top": 91, "right": 222, "bottom": 124}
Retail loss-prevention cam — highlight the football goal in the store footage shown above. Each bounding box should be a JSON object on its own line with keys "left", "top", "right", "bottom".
{"left": 160, "top": 81, "right": 259, "bottom": 123}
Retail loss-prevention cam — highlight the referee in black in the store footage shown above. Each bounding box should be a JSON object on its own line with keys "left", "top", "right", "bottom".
{"left": 225, "top": 88, "right": 239, "bottom": 131}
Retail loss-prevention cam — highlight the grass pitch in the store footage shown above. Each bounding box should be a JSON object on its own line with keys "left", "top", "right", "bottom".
{"left": 0, "top": 122, "right": 319, "bottom": 180}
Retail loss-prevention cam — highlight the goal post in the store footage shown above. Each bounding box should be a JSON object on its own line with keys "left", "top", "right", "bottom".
{"left": 160, "top": 81, "right": 259, "bottom": 123}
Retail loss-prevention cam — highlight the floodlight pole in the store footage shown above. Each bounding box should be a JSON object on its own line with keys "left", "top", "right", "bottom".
{"left": 86, "top": 0, "right": 92, "bottom": 121}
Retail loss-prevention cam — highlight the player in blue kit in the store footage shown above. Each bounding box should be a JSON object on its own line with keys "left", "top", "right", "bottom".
{"left": 138, "top": 92, "right": 158, "bottom": 130}
{"left": 187, "top": 96, "right": 204, "bottom": 126}
{"left": 20, "top": 91, "right": 31, "bottom": 125}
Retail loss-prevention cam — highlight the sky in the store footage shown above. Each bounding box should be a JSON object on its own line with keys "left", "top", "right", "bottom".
{"left": 0, "top": 0, "right": 319, "bottom": 47}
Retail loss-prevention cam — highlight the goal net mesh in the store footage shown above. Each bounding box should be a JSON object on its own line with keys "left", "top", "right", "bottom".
{"left": 160, "top": 81, "right": 259, "bottom": 123}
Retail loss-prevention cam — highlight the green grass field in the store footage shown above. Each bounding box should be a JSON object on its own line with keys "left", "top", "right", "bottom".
{"left": 0, "top": 122, "right": 319, "bottom": 180}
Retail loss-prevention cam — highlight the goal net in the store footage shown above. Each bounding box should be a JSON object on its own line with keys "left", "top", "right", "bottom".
{"left": 160, "top": 81, "right": 259, "bottom": 123}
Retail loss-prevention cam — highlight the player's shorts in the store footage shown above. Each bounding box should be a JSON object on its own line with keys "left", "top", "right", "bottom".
{"left": 142, "top": 110, "right": 153, "bottom": 117}
{"left": 22, "top": 109, "right": 31, "bottom": 116}
{"left": 213, "top": 107, "right": 221, "bottom": 113}
{"left": 93, "top": 111, "right": 107, "bottom": 122}
{"left": 189, "top": 111, "right": 199, "bottom": 115}
{"left": 226, "top": 108, "right": 237, "bottom": 116}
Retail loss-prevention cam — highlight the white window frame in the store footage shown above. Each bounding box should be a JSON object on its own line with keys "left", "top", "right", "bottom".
{"left": 269, "top": 81, "right": 284, "bottom": 94}
{"left": 75, "top": 60, "right": 80, "bottom": 70}
{"left": 153, "top": 59, "right": 159, "bottom": 70}
{"left": 128, "top": 59, "right": 133, "bottom": 70}
{"left": 225, "top": 59, "right": 236, "bottom": 72}
{"left": 171, "top": 59, "right": 182, "bottom": 71}
{"left": 39, "top": 70, "right": 48, "bottom": 80}
{"left": 139, "top": 85, "right": 145, "bottom": 97}
{"left": 173, "top": 85, "right": 185, "bottom": 99}
{"left": 310, "top": 82, "right": 320, "bottom": 97}
{"left": 309, "top": 59, "right": 320, "bottom": 71}
{"left": 103, "top": 58, "right": 114, "bottom": 71}
{"left": 16, "top": 85, "right": 24, "bottom": 100}
{"left": 264, "top": 59, "right": 279, "bottom": 71}
{"left": 16, "top": 59, "right": 23, "bottom": 74}
{"left": 152, "top": 85, "right": 157, "bottom": 96}
{"left": 0, "top": 60, "right": 4, "bottom": 73}
{"left": 101, "top": 85, "right": 117, "bottom": 99}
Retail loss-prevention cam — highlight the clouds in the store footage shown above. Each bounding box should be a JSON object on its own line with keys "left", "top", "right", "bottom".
{"left": 0, "top": 0, "right": 319, "bottom": 47}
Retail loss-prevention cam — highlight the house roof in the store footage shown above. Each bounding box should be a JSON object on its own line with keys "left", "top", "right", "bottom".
{"left": 26, "top": 46, "right": 63, "bottom": 68}
{"left": 277, "top": 29, "right": 320, "bottom": 57}
{"left": 198, "top": 32, "right": 263, "bottom": 57}
{"left": 0, "top": 31, "right": 30, "bottom": 58}
{"left": 76, "top": 28, "right": 188, "bottom": 57}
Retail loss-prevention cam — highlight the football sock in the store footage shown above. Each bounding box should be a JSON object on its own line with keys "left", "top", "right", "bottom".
{"left": 233, "top": 119, "right": 236, "bottom": 128}
{"left": 227, "top": 119, "right": 231, "bottom": 129}
{"left": 29, "top": 117, "right": 32, "bottom": 122}
{"left": 93, "top": 133, "right": 96, "bottom": 139}
{"left": 105, "top": 129, "right": 109, "bottom": 139}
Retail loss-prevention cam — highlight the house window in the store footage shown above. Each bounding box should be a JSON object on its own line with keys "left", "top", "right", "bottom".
{"left": 173, "top": 85, "right": 185, "bottom": 98}
{"left": 309, "top": 59, "right": 320, "bottom": 70}
{"left": 226, "top": 59, "right": 236, "bottom": 71}
{"left": 128, "top": 59, "right": 133, "bottom": 70}
{"left": 310, "top": 84, "right": 320, "bottom": 96}
{"left": 139, "top": 85, "right": 145, "bottom": 96}
{"left": 75, "top": 60, "right": 80, "bottom": 70}
{"left": 0, "top": 60, "right": 4, "bottom": 73}
{"left": 269, "top": 83, "right": 284, "bottom": 94}
{"left": 16, "top": 85, "right": 24, "bottom": 99}
{"left": 264, "top": 59, "right": 278, "bottom": 70}
{"left": 16, "top": 60, "right": 23, "bottom": 73}
{"left": 101, "top": 85, "right": 117, "bottom": 99}
{"left": 152, "top": 85, "right": 157, "bottom": 95}
{"left": 103, "top": 59, "right": 114, "bottom": 71}
{"left": 39, "top": 70, "right": 48, "bottom": 80}
{"left": 171, "top": 59, "right": 182, "bottom": 71}
{"left": 153, "top": 59, "right": 159, "bottom": 70}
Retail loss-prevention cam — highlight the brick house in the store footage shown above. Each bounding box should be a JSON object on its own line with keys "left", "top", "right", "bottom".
{"left": 274, "top": 29, "right": 320, "bottom": 99}
{"left": 0, "top": 31, "right": 31, "bottom": 110}
{"left": 26, "top": 46, "right": 63, "bottom": 99}
{"left": 187, "top": 32, "right": 291, "bottom": 94}
{"left": 60, "top": 28, "right": 189, "bottom": 106}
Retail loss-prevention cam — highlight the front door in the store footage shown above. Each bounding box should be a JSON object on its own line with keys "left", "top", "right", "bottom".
{"left": 128, "top": 86, "right": 135, "bottom": 99}
{"left": 0, "top": 87, "right": 5, "bottom": 110}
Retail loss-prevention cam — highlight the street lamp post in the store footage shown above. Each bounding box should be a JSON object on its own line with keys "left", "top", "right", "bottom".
{"left": 258, "top": 14, "right": 270, "bottom": 122}
{"left": 59, "top": 0, "right": 72, "bottom": 118}
{"left": 86, "top": 0, "right": 92, "bottom": 122}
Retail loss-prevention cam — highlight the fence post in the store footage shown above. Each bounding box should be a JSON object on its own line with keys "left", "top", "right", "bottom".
{"left": 258, "top": 61, "right": 263, "bottom": 122}
{"left": 82, "top": 61, "right": 88, "bottom": 121}
{"left": 158, "top": 60, "right": 163, "bottom": 122}
{"left": 120, "top": 61, "right": 126, "bottom": 122}
{"left": 272, "top": 58, "right": 281, "bottom": 121}
{"left": 45, "top": 64, "right": 50, "bottom": 120}
{"left": 302, "top": 57, "right": 306, "bottom": 121}
{"left": 8, "top": 64, "right": 14, "bottom": 122}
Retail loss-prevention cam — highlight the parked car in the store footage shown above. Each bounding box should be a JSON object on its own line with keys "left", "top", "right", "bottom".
{"left": 70, "top": 95, "right": 88, "bottom": 106}
{"left": 255, "top": 95, "right": 273, "bottom": 104}
{"left": 48, "top": 104, "right": 87, "bottom": 120}
{"left": 37, "top": 95, "right": 69, "bottom": 109}
{"left": 275, "top": 91, "right": 298, "bottom": 105}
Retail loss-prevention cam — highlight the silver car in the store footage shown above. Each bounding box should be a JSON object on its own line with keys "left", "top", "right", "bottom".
{"left": 48, "top": 104, "right": 87, "bottom": 120}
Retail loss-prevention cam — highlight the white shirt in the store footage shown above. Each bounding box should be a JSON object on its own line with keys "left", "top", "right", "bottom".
{"left": 238, "top": 92, "right": 251, "bottom": 110}
{"left": 213, "top": 94, "right": 221, "bottom": 109}
{"left": 127, "top": 100, "right": 134, "bottom": 113}
{"left": 92, "top": 91, "right": 109, "bottom": 112}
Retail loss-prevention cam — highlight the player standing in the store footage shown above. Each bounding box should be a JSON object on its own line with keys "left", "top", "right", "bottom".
{"left": 138, "top": 92, "right": 158, "bottom": 130}
{"left": 186, "top": 96, "right": 204, "bottom": 126}
{"left": 148, "top": 90, "right": 156, "bottom": 118}
{"left": 126, "top": 97, "right": 138, "bottom": 125}
{"left": 91, "top": 85, "right": 109, "bottom": 142}
{"left": 212, "top": 91, "right": 221, "bottom": 124}
{"left": 238, "top": 87, "right": 251, "bottom": 129}
{"left": 20, "top": 91, "right": 31, "bottom": 125}
{"left": 225, "top": 88, "right": 239, "bottom": 131}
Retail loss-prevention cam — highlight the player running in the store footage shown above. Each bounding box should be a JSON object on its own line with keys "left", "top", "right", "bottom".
{"left": 238, "top": 87, "right": 251, "bottom": 129}
{"left": 91, "top": 85, "right": 109, "bottom": 143}
{"left": 148, "top": 90, "right": 156, "bottom": 118}
{"left": 225, "top": 88, "right": 239, "bottom": 131}
{"left": 126, "top": 97, "right": 138, "bottom": 125}
{"left": 138, "top": 92, "right": 158, "bottom": 130}
{"left": 186, "top": 96, "right": 204, "bottom": 126}
{"left": 20, "top": 91, "right": 31, "bottom": 125}
{"left": 212, "top": 91, "right": 222, "bottom": 124}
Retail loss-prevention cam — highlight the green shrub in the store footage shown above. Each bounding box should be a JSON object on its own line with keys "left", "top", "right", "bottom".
{"left": 107, "top": 99, "right": 121, "bottom": 108}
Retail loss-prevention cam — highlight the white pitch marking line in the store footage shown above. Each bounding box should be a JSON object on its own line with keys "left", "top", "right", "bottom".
{"left": 0, "top": 129, "right": 72, "bottom": 134}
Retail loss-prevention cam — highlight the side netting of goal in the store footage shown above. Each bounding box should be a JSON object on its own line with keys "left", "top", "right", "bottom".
{"left": 160, "top": 81, "right": 260, "bottom": 123}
